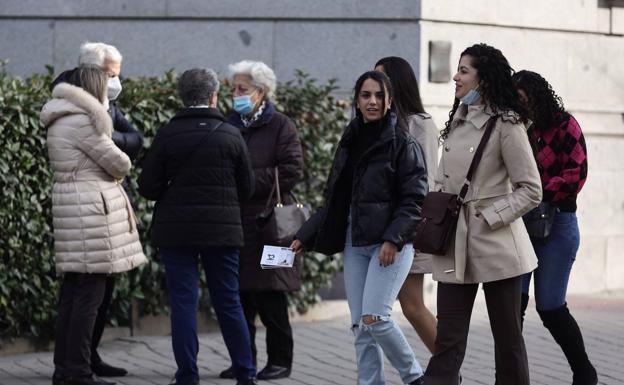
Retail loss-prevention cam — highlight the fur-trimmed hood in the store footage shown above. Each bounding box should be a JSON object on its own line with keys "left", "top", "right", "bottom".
{"left": 40, "top": 83, "right": 113, "bottom": 136}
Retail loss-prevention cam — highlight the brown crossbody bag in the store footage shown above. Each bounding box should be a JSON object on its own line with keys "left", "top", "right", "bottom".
{"left": 413, "top": 116, "right": 497, "bottom": 254}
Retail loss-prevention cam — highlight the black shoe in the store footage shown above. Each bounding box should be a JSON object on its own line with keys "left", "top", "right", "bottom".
{"left": 91, "top": 361, "right": 128, "bottom": 377}
{"left": 64, "top": 376, "right": 115, "bottom": 385}
{"left": 257, "top": 365, "right": 291, "bottom": 380}
{"left": 52, "top": 373, "right": 66, "bottom": 385}
{"left": 219, "top": 366, "right": 235, "bottom": 379}
{"left": 409, "top": 375, "right": 425, "bottom": 385}
{"left": 236, "top": 378, "right": 258, "bottom": 385}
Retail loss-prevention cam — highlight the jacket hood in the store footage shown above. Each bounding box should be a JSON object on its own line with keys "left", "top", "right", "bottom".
{"left": 40, "top": 83, "right": 113, "bottom": 136}
{"left": 50, "top": 68, "right": 77, "bottom": 91}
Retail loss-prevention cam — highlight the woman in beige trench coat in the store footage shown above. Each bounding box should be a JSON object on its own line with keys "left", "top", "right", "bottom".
{"left": 423, "top": 44, "right": 542, "bottom": 385}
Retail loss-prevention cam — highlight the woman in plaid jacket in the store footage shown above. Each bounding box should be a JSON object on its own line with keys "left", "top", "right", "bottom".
{"left": 514, "top": 70, "right": 596, "bottom": 385}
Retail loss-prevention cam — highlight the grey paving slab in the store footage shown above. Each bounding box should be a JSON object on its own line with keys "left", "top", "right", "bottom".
{"left": 0, "top": 296, "right": 622, "bottom": 385}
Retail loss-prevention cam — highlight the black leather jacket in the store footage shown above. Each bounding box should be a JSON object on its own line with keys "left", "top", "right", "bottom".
{"left": 296, "top": 113, "right": 428, "bottom": 255}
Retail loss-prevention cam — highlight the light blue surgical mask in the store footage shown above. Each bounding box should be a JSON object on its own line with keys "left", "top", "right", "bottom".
{"left": 460, "top": 87, "right": 481, "bottom": 105}
{"left": 233, "top": 95, "right": 255, "bottom": 115}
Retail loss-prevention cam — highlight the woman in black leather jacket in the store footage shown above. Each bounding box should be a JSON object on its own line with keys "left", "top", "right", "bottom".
{"left": 292, "top": 71, "right": 428, "bottom": 385}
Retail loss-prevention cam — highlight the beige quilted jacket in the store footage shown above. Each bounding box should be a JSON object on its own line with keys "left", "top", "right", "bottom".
{"left": 41, "top": 83, "right": 147, "bottom": 274}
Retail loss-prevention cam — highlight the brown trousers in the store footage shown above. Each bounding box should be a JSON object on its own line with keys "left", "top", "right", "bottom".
{"left": 425, "top": 275, "right": 529, "bottom": 385}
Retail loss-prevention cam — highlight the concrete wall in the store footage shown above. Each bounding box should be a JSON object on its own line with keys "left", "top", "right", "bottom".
{"left": 418, "top": 0, "right": 624, "bottom": 294}
{"left": 0, "top": 0, "right": 422, "bottom": 90}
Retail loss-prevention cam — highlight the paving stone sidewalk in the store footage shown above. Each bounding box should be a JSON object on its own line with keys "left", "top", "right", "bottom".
{"left": 1, "top": 295, "right": 622, "bottom": 385}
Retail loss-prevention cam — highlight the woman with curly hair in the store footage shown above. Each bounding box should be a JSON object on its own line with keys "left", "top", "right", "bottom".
{"left": 514, "top": 70, "right": 596, "bottom": 385}
{"left": 424, "top": 44, "right": 542, "bottom": 385}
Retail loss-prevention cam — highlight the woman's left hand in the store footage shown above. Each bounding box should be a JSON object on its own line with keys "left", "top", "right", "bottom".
{"left": 378, "top": 241, "right": 398, "bottom": 267}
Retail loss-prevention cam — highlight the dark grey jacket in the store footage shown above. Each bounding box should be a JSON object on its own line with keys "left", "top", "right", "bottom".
{"left": 138, "top": 108, "right": 254, "bottom": 248}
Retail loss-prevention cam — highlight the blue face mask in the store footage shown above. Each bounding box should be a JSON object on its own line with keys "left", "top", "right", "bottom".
{"left": 460, "top": 87, "right": 481, "bottom": 105}
{"left": 233, "top": 95, "right": 255, "bottom": 115}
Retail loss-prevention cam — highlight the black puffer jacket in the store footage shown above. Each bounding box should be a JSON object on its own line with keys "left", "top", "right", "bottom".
{"left": 109, "top": 103, "right": 143, "bottom": 160}
{"left": 138, "top": 108, "right": 254, "bottom": 248}
{"left": 296, "top": 113, "right": 428, "bottom": 255}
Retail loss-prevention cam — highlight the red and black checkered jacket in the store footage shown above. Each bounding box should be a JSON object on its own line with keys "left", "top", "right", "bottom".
{"left": 528, "top": 113, "right": 587, "bottom": 212}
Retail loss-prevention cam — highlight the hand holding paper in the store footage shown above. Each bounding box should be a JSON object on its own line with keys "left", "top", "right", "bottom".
{"left": 260, "top": 245, "right": 296, "bottom": 269}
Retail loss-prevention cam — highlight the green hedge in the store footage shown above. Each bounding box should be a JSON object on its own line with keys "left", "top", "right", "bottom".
{"left": 0, "top": 64, "right": 348, "bottom": 342}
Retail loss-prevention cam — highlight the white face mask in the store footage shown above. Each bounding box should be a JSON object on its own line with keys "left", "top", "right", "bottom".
{"left": 107, "top": 76, "right": 122, "bottom": 101}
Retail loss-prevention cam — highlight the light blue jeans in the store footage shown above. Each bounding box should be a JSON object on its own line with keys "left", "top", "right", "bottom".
{"left": 343, "top": 223, "right": 423, "bottom": 385}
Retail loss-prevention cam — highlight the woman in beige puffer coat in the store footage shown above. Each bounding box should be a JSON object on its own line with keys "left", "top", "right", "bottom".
{"left": 41, "top": 66, "right": 146, "bottom": 385}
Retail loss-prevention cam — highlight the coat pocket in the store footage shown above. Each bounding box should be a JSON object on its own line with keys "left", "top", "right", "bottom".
{"left": 468, "top": 201, "right": 516, "bottom": 260}
{"left": 100, "top": 192, "right": 109, "bottom": 215}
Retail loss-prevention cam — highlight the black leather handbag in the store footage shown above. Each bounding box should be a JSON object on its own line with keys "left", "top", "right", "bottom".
{"left": 256, "top": 167, "right": 311, "bottom": 247}
{"left": 522, "top": 202, "right": 558, "bottom": 239}
{"left": 413, "top": 117, "right": 497, "bottom": 255}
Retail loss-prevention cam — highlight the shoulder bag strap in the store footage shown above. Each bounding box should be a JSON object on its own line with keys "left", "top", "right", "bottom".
{"left": 169, "top": 120, "right": 223, "bottom": 187}
{"left": 263, "top": 166, "right": 283, "bottom": 209}
{"left": 457, "top": 115, "right": 497, "bottom": 202}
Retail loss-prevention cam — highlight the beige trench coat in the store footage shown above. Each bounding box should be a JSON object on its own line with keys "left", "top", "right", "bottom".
{"left": 432, "top": 104, "right": 541, "bottom": 284}
{"left": 41, "top": 83, "right": 147, "bottom": 274}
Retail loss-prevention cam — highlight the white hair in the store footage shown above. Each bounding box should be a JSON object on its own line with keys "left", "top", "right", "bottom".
{"left": 228, "top": 60, "right": 277, "bottom": 99}
{"left": 78, "top": 42, "right": 123, "bottom": 67}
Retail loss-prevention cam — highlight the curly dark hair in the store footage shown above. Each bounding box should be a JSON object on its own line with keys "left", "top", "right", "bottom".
{"left": 513, "top": 70, "right": 568, "bottom": 131}
{"left": 440, "top": 43, "right": 527, "bottom": 142}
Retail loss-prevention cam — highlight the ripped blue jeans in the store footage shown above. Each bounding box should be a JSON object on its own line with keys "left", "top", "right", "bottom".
{"left": 343, "top": 224, "right": 423, "bottom": 385}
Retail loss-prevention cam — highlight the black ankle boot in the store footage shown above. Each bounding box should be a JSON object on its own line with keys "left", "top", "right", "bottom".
{"left": 219, "top": 366, "right": 235, "bottom": 379}
{"left": 538, "top": 304, "right": 598, "bottom": 385}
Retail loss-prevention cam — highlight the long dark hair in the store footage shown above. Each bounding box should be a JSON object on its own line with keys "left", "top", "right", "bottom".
{"left": 375, "top": 56, "right": 425, "bottom": 116}
{"left": 352, "top": 70, "right": 400, "bottom": 123}
{"left": 513, "top": 70, "right": 568, "bottom": 131}
{"left": 440, "top": 43, "right": 526, "bottom": 141}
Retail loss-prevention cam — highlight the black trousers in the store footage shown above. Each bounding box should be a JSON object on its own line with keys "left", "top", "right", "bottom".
{"left": 240, "top": 290, "right": 293, "bottom": 368}
{"left": 53, "top": 273, "right": 107, "bottom": 378}
{"left": 425, "top": 276, "right": 529, "bottom": 385}
{"left": 90, "top": 275, "right": 116, "bottom": 366}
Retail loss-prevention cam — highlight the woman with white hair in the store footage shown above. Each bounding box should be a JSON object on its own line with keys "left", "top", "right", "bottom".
{"left": 219, "top": 60, "right": 304, "bottom": 381}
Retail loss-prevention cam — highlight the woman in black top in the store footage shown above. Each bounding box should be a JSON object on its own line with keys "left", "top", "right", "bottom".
{"left": 292, "top": 71, "right": 428, "bottom": 385}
